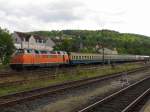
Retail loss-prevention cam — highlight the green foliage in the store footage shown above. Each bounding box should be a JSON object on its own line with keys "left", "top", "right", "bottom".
{"left": 31, "top": 29, "right": 150, "bottom": 55}
{"left": 0, "top": 28, "right": 15, "bottom": 65}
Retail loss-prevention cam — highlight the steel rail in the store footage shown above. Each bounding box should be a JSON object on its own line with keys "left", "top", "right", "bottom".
{"left": 78, "top": 75, "right": 150, "bottom": 112}
{"left": 0, "top": 66, "right": 148, "bottom": 107}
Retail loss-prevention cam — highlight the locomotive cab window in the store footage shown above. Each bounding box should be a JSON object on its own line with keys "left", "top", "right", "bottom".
{"left": 26, "top": 49, "right": 33, "bottom": 54}
{"left": 40, "top": 50, "right": 48, "bottom": 54}
{"left": 35, "top": 50, "right": 40, "bottom": 54}
{"left": 57, "top": 51, "right": 61, "bottom": 54}
{"left": 15, "top": 49, "right": 24, "bottom": 54}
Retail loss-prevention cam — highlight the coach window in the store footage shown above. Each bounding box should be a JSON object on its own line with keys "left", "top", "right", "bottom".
{"left": 79, "top": 56, "right": 81, "bottom": 60}
{"left": 41, "top": 51, "right": 47, "bottom": 54}
{"left": 96, "top": 56, "right": 98, "bottom": 59}
{"left": 76, "top": 56, "right": 77, "bottom": 60}
{"left": 50, "top": 51, "right": 56, "bottom": 54}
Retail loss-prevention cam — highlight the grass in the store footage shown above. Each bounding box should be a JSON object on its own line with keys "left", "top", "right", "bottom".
{"left": 0, "top": 63, "right": 143, "bottom": 96}
{"left": 0, "top": 64, "right": 8, "bottom": 70}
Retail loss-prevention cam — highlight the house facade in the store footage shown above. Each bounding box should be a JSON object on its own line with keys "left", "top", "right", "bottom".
{"left": 98, "top": 48, "right": 118, "bottom": 55}
{"left": 12, "top": 32, "right": 55, "bottom": 51}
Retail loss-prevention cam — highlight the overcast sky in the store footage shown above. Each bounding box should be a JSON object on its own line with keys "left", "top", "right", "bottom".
{"left": 0, "top": 0, "right": 150, "bottom": 36}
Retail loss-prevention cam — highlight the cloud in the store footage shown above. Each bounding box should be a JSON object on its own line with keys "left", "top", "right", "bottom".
{"left": 0, "top": 0, "right": 150, "bottom": 36}
{"left": 0, "top": 0, "right": 85, "bottom": 22}
{"left": 0, "top": 0, "right": 86, "bottom": 32}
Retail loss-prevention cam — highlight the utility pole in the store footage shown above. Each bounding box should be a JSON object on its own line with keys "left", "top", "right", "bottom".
{"left": 102, "top": 44, "right": 104, "bottom": 65}
{"left": 97, "top": 42, "right": 105, "bottom": 65}
{"left": 101, "top": 30, "right": 105, "bottom": 65}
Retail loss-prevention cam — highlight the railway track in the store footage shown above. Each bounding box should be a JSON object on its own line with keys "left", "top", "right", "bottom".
{"left": 0, "top": 64, "right": 104, "bottom": 78}
{"left": 0, "top": 65, "right": 107, "bottom": 87}
{"left": 0, "top": 66, "right": 148, "bottom": 107}
{"left": 0, "top": 62, "right": 144, "bottom": 78}
{"left": 78, "top": 75, "right": 150, "bottom": 112}
{"left": 0, "top": 65, "right": 139, "bottom": 87}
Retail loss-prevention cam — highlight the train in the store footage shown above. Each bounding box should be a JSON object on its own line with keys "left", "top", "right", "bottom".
{"left": 10, "top": 48, "right": 150, "bottom": 70}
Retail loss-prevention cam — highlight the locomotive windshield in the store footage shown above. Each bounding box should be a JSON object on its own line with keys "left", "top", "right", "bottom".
{"left": 15, "top": 49, "right": 24, "bottom": 54}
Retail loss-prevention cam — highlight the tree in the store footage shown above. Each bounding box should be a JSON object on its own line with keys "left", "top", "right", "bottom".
{"left": 0, "top": 28, "right": 15, "bottom": 65}
{"left": 31, "top": 29, "right": 150, "bottom": 55}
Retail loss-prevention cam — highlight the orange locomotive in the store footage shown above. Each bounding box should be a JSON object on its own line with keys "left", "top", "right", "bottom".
{"left": 10, "top": 49, "right": 69, "bottom": 69}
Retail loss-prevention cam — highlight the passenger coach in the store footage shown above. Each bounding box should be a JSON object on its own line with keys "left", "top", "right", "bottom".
{"left": 69, "top": 52, "right": 149, "bottom": 65}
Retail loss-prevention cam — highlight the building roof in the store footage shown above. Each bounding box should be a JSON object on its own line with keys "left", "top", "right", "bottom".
{"left": 14, "top": 32, "right": 49, "bottom": 41}
{"left": 15, "top": 32, "right": 31, "bottom": 41}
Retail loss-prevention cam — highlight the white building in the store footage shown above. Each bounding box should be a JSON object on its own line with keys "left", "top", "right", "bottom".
{"left": 12, "top": 32, "right": 55, "bottom": 51}
{"left": 98, "top": 48, "right": 118, "bottom": 55}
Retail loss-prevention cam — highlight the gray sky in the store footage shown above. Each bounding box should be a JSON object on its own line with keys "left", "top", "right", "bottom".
{"left": 0, "top": 0, "right": 150, "bottom": 36}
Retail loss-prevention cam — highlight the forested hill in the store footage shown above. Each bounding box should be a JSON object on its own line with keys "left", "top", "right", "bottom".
{"left": 30, "top": 30, "right": 150, "bottom": 55}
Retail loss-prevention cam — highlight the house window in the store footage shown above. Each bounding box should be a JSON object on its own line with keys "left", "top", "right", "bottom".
{"left": 15, "top": 38, "right": 18, "bottom": 42}
{"left": 39, "top": 39, "right": 42, "bottom": 43}
{"left": 43, "top": 40, "right": 46, "bottom": 43}
{"left": 25, "top": 38, "right": 28, "bottom": 42}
